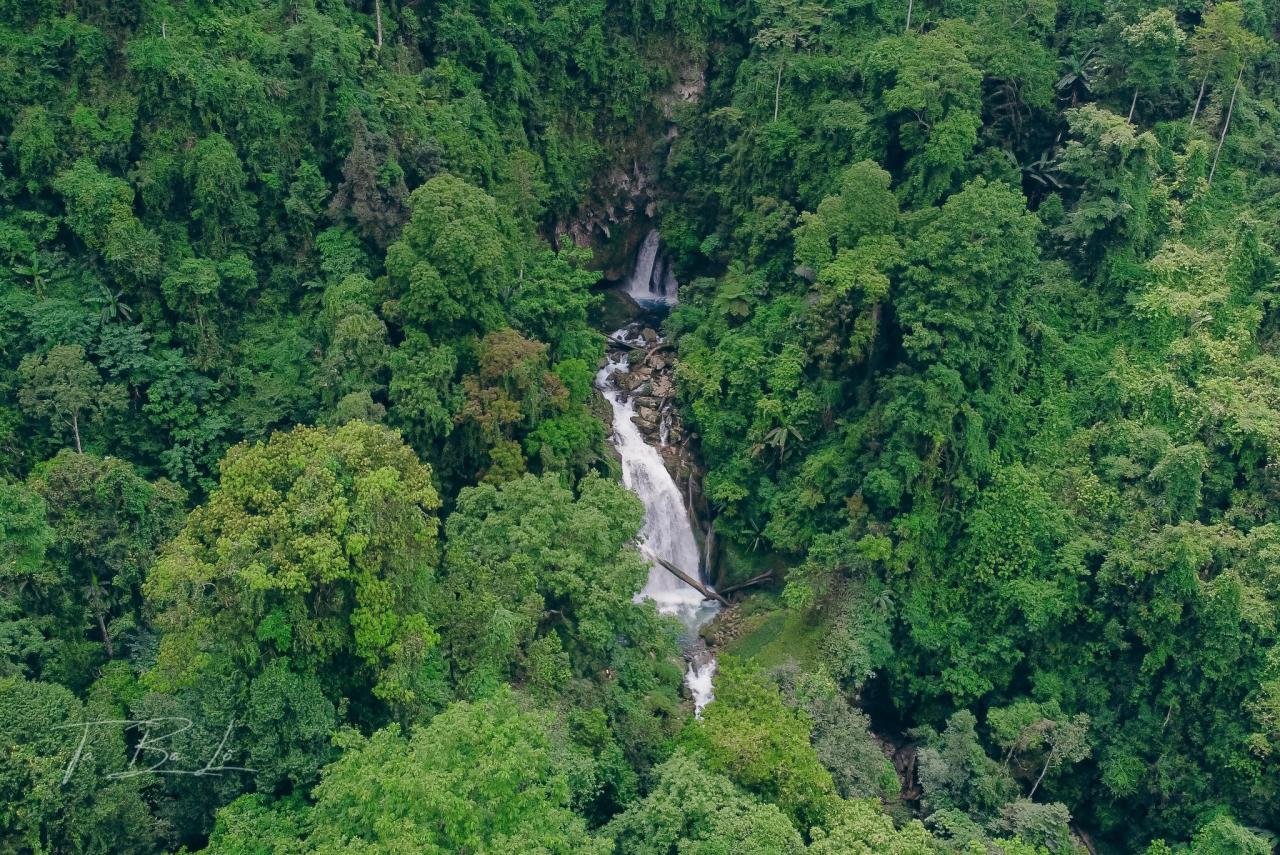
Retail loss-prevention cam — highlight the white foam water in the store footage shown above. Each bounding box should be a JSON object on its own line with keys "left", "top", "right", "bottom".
{"left": 596, "top": 333, "right": 719, "bottom": 715}
{"left": 624, "top": 230, "right": 678, "bottom": 306}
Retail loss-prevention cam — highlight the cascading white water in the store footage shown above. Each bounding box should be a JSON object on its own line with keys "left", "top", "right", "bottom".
{"left": 596, "top": 330, "right": 719, "bottom": 714}
{"left": 624, "top": 229, "right": 678, "bottom": 305}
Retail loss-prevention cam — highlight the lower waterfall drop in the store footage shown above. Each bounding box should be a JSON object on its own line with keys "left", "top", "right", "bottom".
{"left": 596, "top": 329, "right": 720, "bottom": 715}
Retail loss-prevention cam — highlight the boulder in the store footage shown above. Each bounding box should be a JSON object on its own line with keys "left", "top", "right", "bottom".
{"left": 617, "top": 368, "right": 651, "bottom": 392}
{"left": 633, "top": 405, "right": 660, "bottom": 431}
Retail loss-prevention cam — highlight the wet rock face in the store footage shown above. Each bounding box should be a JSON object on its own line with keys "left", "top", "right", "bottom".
{"left": 606, "top": 334, "right": 687, "bottom": 459}
{"left": 554, "top": 56, "right": 706, "bottom": 281}
{"left": 601, "top": 320, "right": 712, "bottom": 581}
{"left": 561, "top": 169, "right": 660, "bottom": 279}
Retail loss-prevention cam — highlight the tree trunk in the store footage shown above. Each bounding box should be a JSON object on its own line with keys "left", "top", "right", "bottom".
{"left": 1208, "top": 67, "right": 1243, "bottom": 187}
{"left": 905, "top": 0, "right": 914, "bottom": 31}
{"left": 1127, "top": 88, "right": 1138, "bottom": 122}
{"left": 71, "top": 411, "right": 82, "bottom": 454}
{"left": 642, "top": 343, "right": 677, "bottom": 367}
{"left": 1189, "top": 72, "right": 1207, "bottom": 128}
{"left": 89, "top": 575, "right": 113, "bottom": 658}
{"left": 773, "top": 59, "right": 784, "bottom": 122}
{"left": 1028, "top": 748, "right": 1054, "bottom": 798}
{"left": 374, "top": 0, "right": 383, "bottom": 49}
{"left": 717, "top": 572, "right": 774, "bottom": 596}
{"left": 649, "top": 553, "right": 729, "bottom": 606}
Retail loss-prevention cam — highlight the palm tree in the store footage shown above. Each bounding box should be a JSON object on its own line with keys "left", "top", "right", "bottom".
{"left": 743, "top": 515, "right": 769, "bottom": 553}
{"left": 1019, "top": 146, "right": 1065, "bottom": 191}
{"left": 15, "top": 252, "right": 48, "bottom": 297}
{"left": 1055, "top": 47, "right": 1102, "bottom": 106}
{"left": 85, "top": 284, "right": 133, "bottom": 324}
{"left": 750, "top": 424, "right": 804, "bottom": 464}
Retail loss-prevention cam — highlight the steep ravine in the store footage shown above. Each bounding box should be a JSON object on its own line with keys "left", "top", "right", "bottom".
{"left": 595, "top": 243, "right": 721, "bottom": 714}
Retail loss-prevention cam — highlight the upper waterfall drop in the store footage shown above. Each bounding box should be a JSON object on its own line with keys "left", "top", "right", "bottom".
{"left": 624, "top": 229, "right": 678, "bottom": 306}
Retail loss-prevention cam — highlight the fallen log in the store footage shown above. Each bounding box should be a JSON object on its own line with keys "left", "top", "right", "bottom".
{"left": 646, "top": 551, "right": 730, "bottom": 606}
{"left": 716, "top": 571, "right": 774, "bottom": 597}
{"left": 642, "top": 343, "right": 676, "bottom": 366}
{"left": 605, "top": 334, "right": 638, "bottom": 349}
{"left": 604, "top": 334, "right": 676, "bottom": 361}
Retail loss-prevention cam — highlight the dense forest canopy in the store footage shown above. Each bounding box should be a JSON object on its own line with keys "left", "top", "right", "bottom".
{"left": 1, "top": 0, "right": 1279, "bottom": 852}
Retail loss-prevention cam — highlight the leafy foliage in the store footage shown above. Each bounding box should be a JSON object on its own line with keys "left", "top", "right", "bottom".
{"left": 4, "top": 0, "right": 1280, "bottom": 850}
{"left": 145, "top": 422, "right": 442, "bottom": 719}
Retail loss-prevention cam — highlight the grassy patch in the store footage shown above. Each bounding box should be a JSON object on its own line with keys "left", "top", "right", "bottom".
{"left": 723, "top": 594, "right": 826, "bottom": 672}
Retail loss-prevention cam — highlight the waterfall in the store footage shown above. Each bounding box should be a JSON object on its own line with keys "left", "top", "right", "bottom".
{"left": 624, "top": 229, "right": 678, "bottom": 305}
{"left": 596, "top": 330, "right": 719, "bottom": 714}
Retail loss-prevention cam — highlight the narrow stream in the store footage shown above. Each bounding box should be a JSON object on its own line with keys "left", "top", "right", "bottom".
{"left": 596, "top": 343, "right": 720, "bottom": 713}
{"left": 596, "top": 235, "right": 719, "bottom": 713}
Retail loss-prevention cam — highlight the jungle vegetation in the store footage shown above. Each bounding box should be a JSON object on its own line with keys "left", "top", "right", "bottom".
{"left": 1, "top": 0, "right": 1278, "bottom": 852}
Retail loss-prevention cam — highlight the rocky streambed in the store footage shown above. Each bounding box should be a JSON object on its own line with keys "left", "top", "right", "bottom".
{"left": 598, "top": 316, "right": 720, "bottom": 714}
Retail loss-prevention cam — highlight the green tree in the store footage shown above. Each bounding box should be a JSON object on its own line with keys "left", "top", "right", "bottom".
{"left": 0, "top": 482, "right": 55, "bottom": 678}
{"left": 145, "top": 422, "right": 442, "bottom": 719}
{"left": 987, "top": 700, "right": 1091, "bottom": 798}
{"left": 808, "top": 799, "right": 938, "bottom": 854}
{"left": 52, "top": 159, "right": 160, "bottom": 280}
{"left": 1052, "top": 105, "right": 1159, "bottom": 250}
{"left": 508, "top": 239, "right": 601, "bottom": 359}
{"left": 435, "top": 471, "right": 654, "bottom": 694}
{"left": 207, "top": 689, "right": 608, "bottom": 854}
{"left": 792, "top": 161, "right": 902, "bottom": 372}
{"left": 454, "top": 328, "right": 576, "bottom": 483}
{"left": 899, "top": 178, "right": 1039, "bottom": 390}
{"left": 387, "top": 174, "right": 512, "bottom": 339}
{"left": 773, "top": 666, "right": 899, "bottom": 800}
{"left": 1188, "top": 813, "right": 1273, "bottom": 854}
{"left": 185, "top": 134, "right": 257, "bottom": 255}
{"left": 751, "top": 0, "right": 828, "bottom": 123}
{"left": 864, "top": 26, "right": 983, "bottom": 204}
{"left": 1187, "top": 3, "right": 1265, "bottom": 128}
{"left": 388, "top": 332, "right": 461, "bottom": 450}
{"left": 683, "top": 656, "right": 837, "bottom": 827}
{"left": 1119, "top": 9, "right": 1185, "bottom": 122}
{"left": 199, "top": 794, "right": 308, "bottom": 855}
{"left": 605, "top": 751, "right": 805, "bottom": 855}
{"left": 18, "top": 344, "right": 126, "bottom": 453}
{"left": 317, "top": 278, "right": 390, "bottom": 412}
{"left": 27, "top": 451, "right": 183, "bottom": 676}
{"left": 912, "top": 710, "right": 1018, "bottom": 821}
{"left": 997, "top": 799, "right": 1075, "bottom": 853}
{"left": 0, "top": 676, "right": 157, "bottom": 854}
{"left": 241, "top": 661, "right": 338, "bottom": 793}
